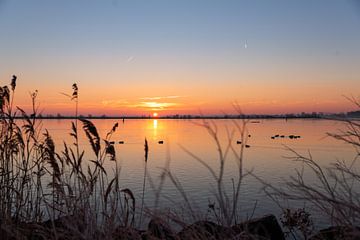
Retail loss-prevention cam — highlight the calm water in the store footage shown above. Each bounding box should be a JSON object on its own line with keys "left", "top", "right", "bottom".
{"left": 40, "top": 118, "right": 354, "bottom": 226}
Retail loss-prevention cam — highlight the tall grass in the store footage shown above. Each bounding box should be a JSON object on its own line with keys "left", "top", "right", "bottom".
{"left": 1, "top": 75, "right": 255, "bottom": 238}
{"left": 139, "top": 138, "right": 149, "bottom": 227}
{"left": 2, "top": 75, "right": 359, "bottom": 239}
{"left": 0, "top": 77, "right": 134, "bottom": 238}
{"left": 170, "top": 106, "right": 252, "bottom": 227}
{"left": 254, "top": 98, "right": 360, "bottom": 238}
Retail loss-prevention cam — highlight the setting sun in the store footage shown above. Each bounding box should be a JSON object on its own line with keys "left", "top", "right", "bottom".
{"left": 153, "top": 112, "right": 158, "bottom": 117}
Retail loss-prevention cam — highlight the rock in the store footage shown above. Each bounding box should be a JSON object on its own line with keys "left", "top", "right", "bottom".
{"left": 42, "top": 215, "right": 85, "bottom": 233}
{"left": 113, "top": 226, "right": 142, "bottom": 240}
{"left": 309, "top": 226, "right": 360, "bottom": 240}
{"left": 1, "top": 222, "right": 49, "bottom": 240}
{"left": 147, "top": 217, "right": 176, "bottom": 240}
{"left": 232, "top": 215, "right": 285, "bottom": 240}
{"left": 177, "top": 221, "right": 235, "bottom": 240}
{"left": 231, "top": 232, "right": 268, "bottom": 240}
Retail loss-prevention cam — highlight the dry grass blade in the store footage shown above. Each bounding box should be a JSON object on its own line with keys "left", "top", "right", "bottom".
{"left": 106, "top": 122, "right": 118, "bottom": 139}
{"left": 43, "top": 130, "right": 61, "bottom": 182}
{"left": 90, "top": 160, "right": 107, "bottom": 175}
{"left": 80, "top": 119, "right": 100, "bottom": 157}
{"left": 104, "top": 177, "right": 116, "bottom": 204}
{"left": 144, "top": 138, "right": 149, "bottom": 162}
{"left": 121, "top": 188, "right": 136, "bottom": 227}
{"left": 121, "top": 188, "right": 136, "bottom": 212}
{"left": 0, "top": 86, "right": 10, "bottom": 112}
{"left": 11, "top": 75, "right": 16, "bottom": 91}
{"left": 105, "top": 141, "right": 116, "bottom": 161}
{"left": 70, "top": 121, "right": 78, "bottom": 142}
{"left": 71, "top": 83, "right": 78, "bottom": 100}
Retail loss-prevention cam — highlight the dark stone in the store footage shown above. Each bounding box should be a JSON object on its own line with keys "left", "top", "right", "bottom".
{"left": 113, "top": 226, "right": 142, "bottom": 240}
{"left": 147, "top": 217, "right": 176, "bottom": 240}
{"left": 1, "top": 222, "right": 49, "bottom": 240}
{"left": 232, "top": 215, "right": 285, "bottom": 240}
{"left": 42, "top": 215, "right": 85, "bottom": 233}
{"left": 177, "top": 221, "right": 235, "bottom": 240}
{"left": 309, "top": 226, "right": 360, "bottom": 240}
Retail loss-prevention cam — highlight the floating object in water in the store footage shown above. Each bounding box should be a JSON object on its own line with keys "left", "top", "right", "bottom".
{"left": 119, "top": 141, "right": 124, "bottom": 144}
{"left": 158, "top": 140, "right": 164, "bottom": 144}
{"left": 236, "top": 141, "right": 242, "bottom": 144}
{"left": 248, "top": 134, "right": 251, "bottom": 138}
{"left": 280, "top": 135, "right": 285, "bottom": 138}
{"left": 297, "top": 136, "right": 301, "bottom": 138}
{"left": 275, "top": 134, "right": 279, "bottom": 138}
{"left": 250, "top": 121, "right": 260, "bottom": 123}
{"left": 271, "top": 136, "right": 275, "bottom": 139}
{"left": 289, "top": 135, "right": 294, "bottom": 139}
{"left": 109, "top": 141, "right": 115, "bottom": 144}
{"left": 245, "top": 145, "right": 250, "bottom": 148}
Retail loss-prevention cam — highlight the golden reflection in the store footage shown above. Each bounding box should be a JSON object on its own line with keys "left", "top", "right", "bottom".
{"left": 152, "top": 119, "right": 158, "bottom": 140}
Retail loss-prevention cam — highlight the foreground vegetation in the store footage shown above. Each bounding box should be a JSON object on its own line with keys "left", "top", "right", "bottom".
{"left": 0, "top": 76, "right": 360, "bottom": 239}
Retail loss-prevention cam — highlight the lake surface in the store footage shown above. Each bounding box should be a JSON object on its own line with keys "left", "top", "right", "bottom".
{"left": 39, "top": 118, "right": 354, "bottom": 227}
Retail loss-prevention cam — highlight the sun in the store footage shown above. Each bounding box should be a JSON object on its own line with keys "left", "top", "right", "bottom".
{"left": 153, "top": 112, "right": 158, "bottom": 117}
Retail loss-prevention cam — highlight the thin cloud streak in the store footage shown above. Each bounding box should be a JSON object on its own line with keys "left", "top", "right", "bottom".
{"left": 100, "top": 97, "right": 184, "bottom": 111}
{"left": 139, "top": 95, "right": 185, "bottom": 100}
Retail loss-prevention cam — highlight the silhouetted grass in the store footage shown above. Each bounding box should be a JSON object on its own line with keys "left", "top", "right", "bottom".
{"left": 1, "top": 75, "right": 359, "bottom": 239}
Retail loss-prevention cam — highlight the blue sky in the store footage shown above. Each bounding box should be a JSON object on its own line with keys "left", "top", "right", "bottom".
{"left": 0, "top": 0, "right": 359, "bottom": 115}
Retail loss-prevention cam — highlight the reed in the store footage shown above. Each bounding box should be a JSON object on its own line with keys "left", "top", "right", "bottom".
{"left": 0, "top": 77, "right": 130, "bottom": 239}
{"left": 1, "top": 75, "right": 359, "bottom": 239}
{"left": 139, "top": 138, "right": 149, "bottom": 227}
{"left": 176, "top": 105, "right": 251, "bottom": 226}
{"left": 253, "top": 98, "right": 360, "bottom": 239}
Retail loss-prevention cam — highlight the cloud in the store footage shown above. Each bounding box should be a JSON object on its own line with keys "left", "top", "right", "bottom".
{"left": 101, "top": 97, "right": 183, "bottom": 111}
{"left": 101, "top": 99, "right": 129, "bottom": 106}
{"left": 126, "top": 56, "right": 135, "bottom": 63}
{"left": 139, "top": 95, "right": 184, "bottom": 100}
{"left": 126, "top": 101, "right": 180, "bottom": 110}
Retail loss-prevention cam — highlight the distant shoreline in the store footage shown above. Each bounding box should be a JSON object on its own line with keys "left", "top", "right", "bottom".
{"left": 9, "top": 115, "right": 358, "bottom": 120}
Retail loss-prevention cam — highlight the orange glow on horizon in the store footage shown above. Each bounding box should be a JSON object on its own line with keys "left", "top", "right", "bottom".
{"left": 8, "top": 77, "right": 358, "bottom": 116}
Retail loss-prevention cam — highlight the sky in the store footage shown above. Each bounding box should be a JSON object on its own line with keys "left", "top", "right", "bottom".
{"left": 0, "top": 0, "right": 360, "bottom": 116}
